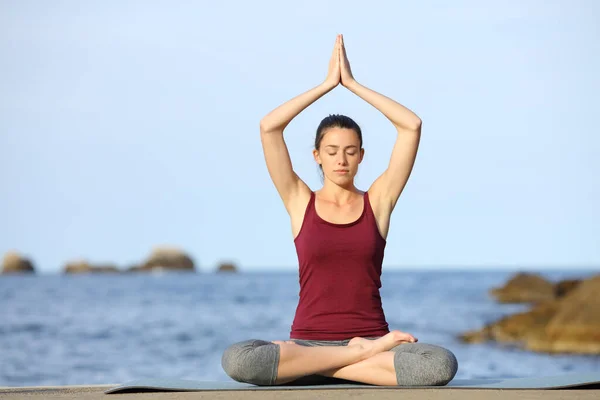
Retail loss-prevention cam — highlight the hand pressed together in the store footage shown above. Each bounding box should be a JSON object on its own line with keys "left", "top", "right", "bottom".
{"left": 323, "top": 34, "right": 356, "bottom": 89}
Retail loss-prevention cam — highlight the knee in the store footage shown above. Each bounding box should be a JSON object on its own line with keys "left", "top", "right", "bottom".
{"left": 393, "top": 343, "right": 458, "bottom": 386}
{"left": 414, "top": 345, "right": 458, "bottom": 386}
{"left": 422, "top": 345, "right": 459, "bottom": 386}
{"left": 221, "top": 339, "right": 279, "bottom": 386}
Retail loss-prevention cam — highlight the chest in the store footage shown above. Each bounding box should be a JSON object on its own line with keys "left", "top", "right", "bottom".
{"left": 296, "top": 223, "right": 383, "bottom": 265}
{"left": 314, "top": 198, "right": 364, "bottom": 224}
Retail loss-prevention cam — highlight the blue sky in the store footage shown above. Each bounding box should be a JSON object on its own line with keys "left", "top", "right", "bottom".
{"left": 1, "top": 1, "right": 598, "bottom": 273}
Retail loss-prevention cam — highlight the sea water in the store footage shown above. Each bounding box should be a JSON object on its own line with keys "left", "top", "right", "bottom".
{"left": 0, "top": 269, "right": 598, "bottom": 386}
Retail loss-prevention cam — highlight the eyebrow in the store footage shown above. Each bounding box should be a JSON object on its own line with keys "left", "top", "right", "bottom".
{"left": 324, "top": 145, "right": 358, "bottom": 149}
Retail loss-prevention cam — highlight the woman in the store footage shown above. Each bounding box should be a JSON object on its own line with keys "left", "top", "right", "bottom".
{"left": 222, "top": 34, "right": 458, "bottom": 387}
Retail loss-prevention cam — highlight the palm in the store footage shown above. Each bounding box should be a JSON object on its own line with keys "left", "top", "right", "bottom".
{"left": 325, "top": 35, "right": 341, "bottom": 87}
{"left": 340, "top": 35, "right": 355, "bottom": 86}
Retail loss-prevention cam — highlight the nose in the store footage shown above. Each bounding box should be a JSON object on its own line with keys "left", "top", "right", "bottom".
{"left": 337, "top": 153, "right": 348, "bottom": 166}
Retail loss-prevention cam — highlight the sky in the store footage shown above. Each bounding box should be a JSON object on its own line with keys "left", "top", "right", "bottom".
{"left": 1, "top": 0, "right": 599, "bottom": 273}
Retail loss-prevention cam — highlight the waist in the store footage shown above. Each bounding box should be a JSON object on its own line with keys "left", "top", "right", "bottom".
{"left": 290, "top": 321, "right": 390, "bottom": 341}
{"left": 290, "top": 302, "right": 389, "bottom": 340}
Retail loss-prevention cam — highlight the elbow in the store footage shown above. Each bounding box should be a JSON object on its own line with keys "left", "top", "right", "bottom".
{"left": 398, "top": 118, "right": 422, "bottom": 133}
{"left": 259, "top": 119, "right": 284, "bottom": 135}
{"left": 259, "top": 119, "right": 276, "bottom": 134}
{"left": 410, "top": 117, "right": 422, "bottom": 132}
{"left": 259, "top": 119, "right": 270, "bottom": 134}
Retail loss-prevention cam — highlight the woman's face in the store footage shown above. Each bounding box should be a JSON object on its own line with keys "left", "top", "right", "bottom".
{"left": 313, "top": 127, "right": 364, "bottom": 184}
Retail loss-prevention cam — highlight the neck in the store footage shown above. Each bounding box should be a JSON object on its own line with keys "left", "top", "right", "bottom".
{"left": 319, "top": 179, "right": 360, "bottom": 204}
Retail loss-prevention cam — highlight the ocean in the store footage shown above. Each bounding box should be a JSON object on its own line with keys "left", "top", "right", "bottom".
{"left": 1, "top": 269, "right": 598, "bottom": 387}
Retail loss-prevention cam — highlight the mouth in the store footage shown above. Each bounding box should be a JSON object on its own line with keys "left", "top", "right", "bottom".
{"left": 334, "top": 170, "right": 349, "bottom": 174}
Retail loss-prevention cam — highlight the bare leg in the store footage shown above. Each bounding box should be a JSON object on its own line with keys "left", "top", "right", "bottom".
{"left": 320, "top": 351, "right": 397, "bottom": 385}
{"left": 272, "top": 330, "right": 411, "bottom": 385}
{"left": 316, "top": 336, "right": 416, "bottom": 386}
{"left": 320, "top": 341, "right": 459, "bottom": 387}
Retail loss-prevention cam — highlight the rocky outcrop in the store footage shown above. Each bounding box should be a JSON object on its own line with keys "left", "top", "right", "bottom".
{"left": 1, "top": 251, "right": 35, "bottom": 274}
{"left": 217, "top": 262, "right": 238, "bottom": 273}
{"left": 554, "top": 279, "right": 581, "bottom": 297}
{"left": 128, "top": 246, "right": 196, "bottom": 272}
{"left": 3, "top": 247, "right": 197, "bottom": 274}
{"left": 527, "top": 275, "right": 600, "bottom": 354}
{"left": 64, "top": 260, "right": 119, "bottom": 274}
{"left": 489, "top": 272, "right": 555, "bottom": 303}
{"left": 460, "top": 299, "right": 559, "bottom": 344}
{"left": 460, "top": 273, "right": 600, "bottom": 355}
{"left": 489, "top": 272, "right": 581, "bottom": 304}
{"left": 64, "top": 260, "right": 92, "bottom": 274}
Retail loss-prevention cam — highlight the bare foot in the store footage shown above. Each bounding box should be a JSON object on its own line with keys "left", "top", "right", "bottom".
{"left": 387, "top": 330, "right": 418, "bottom": 345}
{"left": 348, "top": 330, "right": 417, "bottom": 358}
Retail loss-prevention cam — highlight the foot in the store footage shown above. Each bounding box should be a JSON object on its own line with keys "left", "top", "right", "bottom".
{"left": 348, "top": 330, "right": 417, "bottom": 358}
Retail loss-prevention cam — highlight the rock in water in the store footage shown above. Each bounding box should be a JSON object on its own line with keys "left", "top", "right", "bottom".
{"left": 1, "top": 251, "right": 35, "bottom": 274}
{"left": 459, "top": 300, "right": 559, "bottom": 344}
{"left": 64, "top": 260, "right": 119, "bottom": 274}
{"left": 489, "top": 272, "right": 555, "bottom": 303}
{"left": 136, "top": 246, "right": 196, "bottom": 272}
{"left": 460, "top": 273, "right": 600, "bottom": 355}
{"left": 526, "top": 274, "right": 600, "bottom": 354}
{"left": 217, "top": 262, "right": 238, "bottom": 273}
{"left": 554, "top": 279, "right": 581, "bottom": 297}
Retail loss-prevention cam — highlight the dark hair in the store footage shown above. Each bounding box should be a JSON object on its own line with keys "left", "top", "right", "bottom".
{"left": 315, "top": 114, "right": 362, "bottom": 150}
{"left": 314, "top": 114, "right": 362, "bottom": 179}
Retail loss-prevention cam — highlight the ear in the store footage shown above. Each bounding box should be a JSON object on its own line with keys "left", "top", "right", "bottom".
{"left": 359, "top": 148, "right": 365, "bottom": 164}
{"left": 313, "top": 149, "right": 322, "bottom": 165}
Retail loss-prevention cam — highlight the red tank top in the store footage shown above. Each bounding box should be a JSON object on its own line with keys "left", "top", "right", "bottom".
{"left": 290, "top": 191, "right": 390, "bottom": 340}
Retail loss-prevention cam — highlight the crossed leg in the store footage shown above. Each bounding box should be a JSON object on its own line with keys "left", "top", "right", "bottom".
{"left": 319, "top": 341, "right": 459, "bottom": 386}
{"left": 320, "top": 350, "right": 397, "bottom": 385}
{"left": 222, "top": 332, "right": 457, "bottom": 386}
{"left": 271, "top": 331, "right": 414, "bottom": 384}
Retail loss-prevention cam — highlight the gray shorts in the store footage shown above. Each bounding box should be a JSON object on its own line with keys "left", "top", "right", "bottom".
{"left": 221, "top": 337, "right": 458, "bottom": 386}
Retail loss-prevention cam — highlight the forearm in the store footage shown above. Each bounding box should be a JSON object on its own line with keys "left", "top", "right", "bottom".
{"left": 345, "top": 80, "right": 421, "bottom": 132}
{"left": 260, "top": 82, "right": 335, "bottom": 133}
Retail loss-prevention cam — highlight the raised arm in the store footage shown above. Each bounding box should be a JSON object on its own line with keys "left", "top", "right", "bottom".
{"left": 260, "top": 35, "right": 342, "bottom": 213}
{"left": 339, "top": 35, "right": 422, "bottom": 214}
